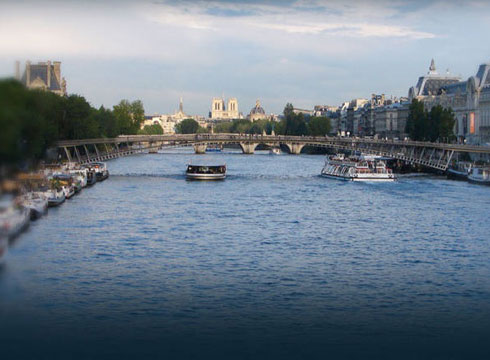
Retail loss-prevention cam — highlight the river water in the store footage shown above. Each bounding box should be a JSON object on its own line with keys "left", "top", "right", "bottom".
{"left": 1, "top": 149, "right": 490, "bottom": 359}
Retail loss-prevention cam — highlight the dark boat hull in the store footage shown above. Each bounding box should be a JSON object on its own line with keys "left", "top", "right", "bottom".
{"left": 446, "top": 168, "right": 468, "bottom": 181}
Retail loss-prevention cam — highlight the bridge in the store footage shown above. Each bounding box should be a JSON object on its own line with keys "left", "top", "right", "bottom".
{"left": 55, "top": 134, "right": 490, "bottom": 171}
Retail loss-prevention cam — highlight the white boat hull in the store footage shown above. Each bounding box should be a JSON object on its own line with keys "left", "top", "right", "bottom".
{"left": 321, "top": 173, "right": 395, "bottom": 182}
{"left": 186, "top": 173, "right": 226, "bottom": 180}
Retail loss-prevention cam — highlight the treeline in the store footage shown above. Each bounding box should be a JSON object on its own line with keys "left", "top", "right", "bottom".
{"left": 0, "top": 79, "right": 144, "bottom": 168}
{"left": 406, "top": 99, "right": 456, "bottom": 142}
{"left": 178, "top": 103, "right": 331, "bottom": 136}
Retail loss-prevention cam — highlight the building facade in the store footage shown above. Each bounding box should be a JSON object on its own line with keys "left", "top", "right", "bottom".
{"left": 17, "top": 60, "right": 67, "bottom": 96}
{"left": 248, "top": 100, "right": 268, "bottom": 122}
{"left": 410, "top": 61, "right": 490, "bottom": 145}
{"left": 210, "top": 97, "right": 240, "bottom": 120}
{"left": 142, "top": 98, "right": 204, "bottom": 134}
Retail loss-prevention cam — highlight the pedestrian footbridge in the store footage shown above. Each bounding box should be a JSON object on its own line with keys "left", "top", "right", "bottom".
{"left": 55, "top": 134, "right": 490, "bottom": 171}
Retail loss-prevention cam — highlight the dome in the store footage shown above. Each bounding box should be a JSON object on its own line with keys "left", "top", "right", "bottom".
{"left": 250, "top": 99, "right": 265, "bottom": 115}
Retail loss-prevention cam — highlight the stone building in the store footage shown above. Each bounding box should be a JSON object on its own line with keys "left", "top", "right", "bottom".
{"left": 210, "top": 97, "right": 240, "bottom": 120}
{"left": 408, "top": 59, "right": 461, "bottom": 100}
{"left": 412, "top": 61, "right": 490, "bottom": 145}
{"left": 248, "top": 100, "right": 267, "bottom": 122}
{"left": 373, "top": 101, "right": 410, "bottom": 139}
{"left": 142, "top": 98, "right": 204, "bottom": 134}
{"left": 17, "top": 60, "right": 67, "bottom": 96}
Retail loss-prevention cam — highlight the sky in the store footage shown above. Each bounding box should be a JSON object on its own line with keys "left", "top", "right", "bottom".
{"left": 0, "top": 0, "right": 489, "bottom": 116}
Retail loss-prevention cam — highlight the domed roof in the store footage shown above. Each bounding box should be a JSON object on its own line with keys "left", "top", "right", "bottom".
{"left": 250, "top": 99, "right": 265, "bottom": 115}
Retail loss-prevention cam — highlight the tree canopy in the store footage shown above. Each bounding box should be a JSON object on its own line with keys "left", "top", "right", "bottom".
{"left": 0, "top": 78, "right": 145, "bottom": 170}
{"left": 405, "top": 99, "right": 456, "bottom": 141}
{"left": 175, "top": 118, "right": 201, "bottom": 134}
{"left": 138, "top": 124, "right": 164, "bottom": 135}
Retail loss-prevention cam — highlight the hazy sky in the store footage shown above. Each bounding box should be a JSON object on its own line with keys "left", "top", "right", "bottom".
{"left": 1, "top": 0, "right": 489, "bottom": 116}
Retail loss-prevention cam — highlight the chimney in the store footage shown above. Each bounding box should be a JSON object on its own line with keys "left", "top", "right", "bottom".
{"left": 53, "top": 61, "right": 61, "bottom": 84}
{"left": 26, "top": 60, "right": 31, "bottom": 86}
{"left": 15, "top": 60, "right": 20, "bottom": 80}
{"left": 47, "top": 60, "right": 51, "bottom": 88}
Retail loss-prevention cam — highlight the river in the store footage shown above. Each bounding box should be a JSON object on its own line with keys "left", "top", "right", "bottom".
{"left": 1, "top": 149, "right": 490, "bottom": 359}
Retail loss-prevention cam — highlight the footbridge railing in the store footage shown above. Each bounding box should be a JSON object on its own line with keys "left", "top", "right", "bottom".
{"left": 55, "top": 134, "right": 490, "bottom": 171}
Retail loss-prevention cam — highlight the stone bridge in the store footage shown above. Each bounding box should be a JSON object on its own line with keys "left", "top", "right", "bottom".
{"left": 55, "top": 133, "right": 490, "bottom": 171}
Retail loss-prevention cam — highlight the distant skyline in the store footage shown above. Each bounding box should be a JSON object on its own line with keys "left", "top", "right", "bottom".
{"left": 1, "top": 0, "right": 489, "bottom": 116}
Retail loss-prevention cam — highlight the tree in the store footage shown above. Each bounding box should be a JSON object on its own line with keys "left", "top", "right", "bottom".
{"left": 138, "top": 124, "right": 163, "bottom": 135}
{"left": 283, "top": 103, "right": 294, "bottom": 119}
{"left": 94, "top": 106, "right": 119, "bottom": 138}
{"left": 405, "top": 99, "right": 427, "bottom": 141}
{"left": 438, "top": 107, "right": 456, "bottom": 142}
{"left": 214, "top": 121, "right": 233, "bottom": 133}
{"left": 308, "top": 116, "right": 331, "bottom": 136}
{"left": 113, "top": 99, "right": 145, "bottom": 135}
{"left": 406, "top": 100, "right": 456, "bottom": 142}
{"left": 175, "top": 118, "right": 200, "bottom": 134}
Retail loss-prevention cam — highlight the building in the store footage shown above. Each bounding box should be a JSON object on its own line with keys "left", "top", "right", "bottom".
{"left": 248, "top": 100, "right": 268, "bottom": 122}
{"left": 408, "top": 59, "right": 461, "bottom": 100}
{"left": 17, "top": 60, "right": 67, "bottom": 96}
{"left": 346, "top": 98, "right": 368, "bottom": 135}
{"left": 411, "top": 60, "right": 490, "bottom": 145}
{"left": 210, "top": 97, "right": 240, "bottom": 120}
{"left": 142, "top": 98, "right": 204, "bottom": 134}
{"left": 292, "top": 108, "right": 314, "bottom": 117}
{"left": 373, "top": 101, "right": 410, "bottom": 139}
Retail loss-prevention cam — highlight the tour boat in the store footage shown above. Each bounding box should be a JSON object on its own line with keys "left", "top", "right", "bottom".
{"left": 447, "top": 162, "right": 472, "bottom": 181}
{"left": 92, "top": 162, "right": 109, "bottom": 181}
{"left": 186, "top": 164, "right": 226, "bottom": 180}
{"left": 46, "top": 189, "right": 66, "bottom": 207}
{"left": 0, "top": 197, "right": 31, "bottom": 240}
{"left": 269, "top": 147, "right": 281, "bottom": 155}
{"left": 467, "top": 167, "right": 490, "bottom": 186}
{"left": 321, "top": 154, "right": 396, "bottom": 182}
{"left": 22, "top": 192, "right": 48, "bottom": 220}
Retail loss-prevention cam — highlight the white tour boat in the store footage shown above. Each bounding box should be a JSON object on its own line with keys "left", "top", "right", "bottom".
{"left": 467, "top": 167, "right": 490, "bottom": 186}
{"left": 269, "top": 147, "right": 281, "bottom": 155}
{"left": 321, "top": 154, "right": 396, "bottom": 182}
{"left": 186, "top": 165, "right": 226, "bottom": 180}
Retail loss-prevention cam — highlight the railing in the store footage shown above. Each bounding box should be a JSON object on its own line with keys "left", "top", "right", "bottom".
{"left": 55, "top": 134, "right": 490, "bottom": 171}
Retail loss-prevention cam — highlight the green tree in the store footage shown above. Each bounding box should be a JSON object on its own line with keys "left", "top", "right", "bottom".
{"left": 113, "top": 99, "right": 145, "bottom": 135}
{"left": 307, "top": 116, "right": 331, "bottom": 136}
{"left": 138, "top": 124, "right": 164, "bottom": 135}
{"left": 94, "top": 106, "right": 119, "bottom": 137}
{"left": 406, "top": 99, "right": 427, "bottom": 141}
{"left": 283, "top": 103, "right": 294, "bottom": 118}
{"left": 438, "top": 107, "right": 456, "bottom": 142}
{"left": 213, "top": 121, "right": 233, "bottom": 133}
{"left": 231, "top": 119, "right": 252, "bottom": 134}
{"left": 406, "top": 100, "right": 455, "bottom": 142}
{"left": 175, "top": 118, "right": 200, "bottom": 134}
{"left": 64, "top": 95, "right": 97, "bottom": 139}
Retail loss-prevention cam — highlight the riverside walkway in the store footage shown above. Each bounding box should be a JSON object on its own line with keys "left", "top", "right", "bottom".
{"left": 56, "top": 134, "right": 490, "bottom": 171}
